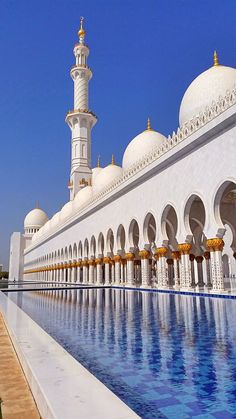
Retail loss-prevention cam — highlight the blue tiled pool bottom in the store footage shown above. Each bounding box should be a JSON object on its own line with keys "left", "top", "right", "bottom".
{"left": 7, "top": 289, "right": 236, "bottom": 418}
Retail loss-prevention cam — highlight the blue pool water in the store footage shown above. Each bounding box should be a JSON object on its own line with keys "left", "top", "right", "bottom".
{"left": 7, "top": 288, "right": 236, "bottom": 418}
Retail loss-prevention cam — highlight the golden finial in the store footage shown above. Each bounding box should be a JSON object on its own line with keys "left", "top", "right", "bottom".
{"left": 147, "top": 117, "right": 151, "bottom": 130}
{"left": 35, "top": 201, "right": 40, "bottom": 209}
{"left": 111, "top": 154, "right": 115, "bottom": 165}
{"left": 78, "top": 16, "right": 85, "bottom": 39}
{"left": 97, "top": 155, "right": 101, "bottom": 168}
{"left": 213, "top": 50, "right": 219, "bottom": 66}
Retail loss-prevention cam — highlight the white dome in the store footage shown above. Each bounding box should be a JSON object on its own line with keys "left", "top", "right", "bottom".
{"left": 92, "top": 167, "right": 103, "bottom": 183}
{"left": 24, "top": 208, "right": 48, "bottom": 229}
{"left": 93, "top": 164, "right": 123, "bottom": 195}
{"left": 122, "top": 128, "right": 166, "bottom": 170}
{"left": 60, "top": 201, "right": 74, "bottom": 221}
{"left": 74, "top": 186, "right": 93, "bottom": 209}
{"left": 179, "top": 64, "right": 236, "bottom": 126}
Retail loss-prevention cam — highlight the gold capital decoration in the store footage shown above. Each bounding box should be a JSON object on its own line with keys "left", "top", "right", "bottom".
{"left": 139, "top": 249, "right": 150, "bottom": 259}
{"left": 81, "top": 260, "right": 88, "bottom": 267}
{"left": 88, "top": 259, "right": 95, "bottom": 266}
{"left": 95, "top": 258, "right": 103, "bottom": 265}
{"left": 206, "top": 238, "right": 224, "bottom": 252}
{"left": 171, "top": 251, "right": 180, "bottom": 260}
{"left": 155, "top": 247, "right": 168, "bottom": 257}
{"left": 76, "top": 261, "right": 82, "bottom": 267}
{"left": 113, "top": 255, "right": 121, "bottom": 262}
{"left": 103, "top": 256, "right": 111, "bottom": 264}
{"left": 203, "top": 251, "right": 210, "bottom": 260}
{"left": 125, "top": 252, "right": 135, "bottom": 261}
{"left": 166, "top": 258, "right": 174, "bottom": 265}
{"left": 189, "top": 253, "right": 195, "bottom": 262}
{"left": 177, "top": 243, "right": 191, "bottom": 255}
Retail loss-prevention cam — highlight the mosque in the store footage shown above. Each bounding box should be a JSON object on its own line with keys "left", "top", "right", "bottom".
{"left": 9, "top": 19, "right": 236, "bottom": 292}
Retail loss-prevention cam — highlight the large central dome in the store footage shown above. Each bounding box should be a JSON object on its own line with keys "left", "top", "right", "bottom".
{"left": 179, "top": 53, "right": 236, "bottom": 126}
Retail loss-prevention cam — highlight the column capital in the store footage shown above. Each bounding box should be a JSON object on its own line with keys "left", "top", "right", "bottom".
{"left": 155, "top": 247, "right": 168, "bottom": 257}
{"left": 95, "top": 258, "right": 103, "bottom": 265}
{"left": 189, "top": 253, "right": 195, "bottom": 262}
{"left": 195, "top": 255, "right": 203, "bottom": 263}
{"left": 103, "top": 256, "right": 111, "bottom": 264}
{"left": 171, "top": 251, "right": 180, "bottom": 260}
{"left": 88, "top": 259, "right": 95, "bottom": 266}
{"left": 81, "top": 260, "right": 89, "bottom": 267}
{"left": 113, "top": 255, "right": 121, "bottom": 262}
{"left": 203, "top": 251, "right": 210, "bottom": 260}
{"left": 139, "top": 249, "right": 150, "bottom": 259}
{"left": 177, "top": 243, "right": 191, "bottom": 254}
{"left": 166, "top": 258, "right": 174, "bottom": 265}
{"left": 125, "top": 253, "right": 135, "bottom": 261}
{"left": 206, "top": 238, "right": 224, "bottom": 252}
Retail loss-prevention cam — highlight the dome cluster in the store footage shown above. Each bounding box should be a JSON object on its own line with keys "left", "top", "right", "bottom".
{"left": 31, "top": 52, "right": 236, "bottom": 242}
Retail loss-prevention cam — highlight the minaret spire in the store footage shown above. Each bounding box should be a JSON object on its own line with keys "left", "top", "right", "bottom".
{"left": 213, "top": 50, "right": 219, "bottom": 66}
{"left": 78, "top": 16, "right": 85, "bottom": 44}
{"left": 65, "top": 20, "right": 97, "bottom": 200}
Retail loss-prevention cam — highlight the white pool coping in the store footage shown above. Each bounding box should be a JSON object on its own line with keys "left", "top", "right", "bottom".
{"left": 0, "top": 291, "right": 139, "bottom": 419}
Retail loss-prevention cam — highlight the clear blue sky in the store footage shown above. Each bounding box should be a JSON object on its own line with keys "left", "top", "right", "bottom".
{"left": 0, "top": 0, "right": 236, "bottom": 268}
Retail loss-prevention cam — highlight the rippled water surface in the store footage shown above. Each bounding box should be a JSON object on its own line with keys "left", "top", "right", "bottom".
{"left": 7, "top": 289, "right": 236, "bottom": 418}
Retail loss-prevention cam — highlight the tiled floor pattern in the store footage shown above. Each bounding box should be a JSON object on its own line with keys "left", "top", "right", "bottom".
{"left": 0, "top": 313, "right": 40, "bottom": 419}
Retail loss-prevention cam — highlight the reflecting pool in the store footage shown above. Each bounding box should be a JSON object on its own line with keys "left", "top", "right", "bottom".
{"left": 6, "top": 288, "right": 236, "bottom": 418}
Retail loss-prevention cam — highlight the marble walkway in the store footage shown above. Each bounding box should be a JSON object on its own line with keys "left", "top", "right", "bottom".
{"left": 0, "top": 313, "right": 40, "bottom": 419}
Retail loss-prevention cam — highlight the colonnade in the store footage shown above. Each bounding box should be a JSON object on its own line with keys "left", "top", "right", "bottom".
{"left": 24, "top": 237, "right": 231, "bottom": 292}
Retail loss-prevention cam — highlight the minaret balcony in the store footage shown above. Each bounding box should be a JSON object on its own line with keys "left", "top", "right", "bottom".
{"left": 65, "top": 109, "right": 97, "bottom": 129}
{"left": 70, "top": 65, "right": 92, "bottom": 81}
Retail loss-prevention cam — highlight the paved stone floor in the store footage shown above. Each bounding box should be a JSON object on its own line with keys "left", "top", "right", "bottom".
{"left": 0, "top": 313, "right": 40, "bottom": 419}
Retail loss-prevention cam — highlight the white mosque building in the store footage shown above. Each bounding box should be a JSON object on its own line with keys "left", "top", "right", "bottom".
{"left": 9, "top": 19, "right": 236, "bottom": 292}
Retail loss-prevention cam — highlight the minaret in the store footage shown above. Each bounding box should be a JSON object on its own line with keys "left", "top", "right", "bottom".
{"left": 66, "top": 17, "right": 97, "bottom": 200}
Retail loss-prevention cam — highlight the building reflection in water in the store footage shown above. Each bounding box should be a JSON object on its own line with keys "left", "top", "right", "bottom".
{"left": 8, "top": 288, "right": 236, "bottom": 417}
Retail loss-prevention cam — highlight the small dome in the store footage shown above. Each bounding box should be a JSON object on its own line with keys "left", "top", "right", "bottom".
{"left": 179, "top": 59, "right": 236, "bottom": 126}
{"left": 93, "top": 163, "right": 122, "bottom": 195}
{"left": 24, "top": 208, "right": 48, "bottom": 229}
{"left": 60, "top": 201, "right": 74, "bottom": 221}
{"left": 92, "top": 167, "right": 103, "bottom": 182}
{"left": 122, "top": 122, "right": 166, "bottom": 170}
{"left": 74, "top": 186, "right": 93, "bottom": 209}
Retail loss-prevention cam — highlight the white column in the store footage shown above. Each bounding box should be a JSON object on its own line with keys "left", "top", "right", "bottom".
{"left": 111, "top": 262, "right": 115, "bottom": 284}
{"left": 96, "top": 259, "right": 103, "bottom": 285}
{"left": 172, "top": 251, "right": 180, "bottom": 287}
{"left": 114, "top": 256, "right": 121, "bottom": 285}
{"left": 155, "top": 248, "right": 168, "bottom": 288}
{"left": 125, "top": 253, "right": 135, "bottom": 286}
{"left": 207, "top": 238, "right": 224, "bottom": 291}
{"left": 178, "top": 243, "right": 192, "bottom": 290}
{"left": 104, "top": 257, "right": 111, "bottom": 285}
{"left": 203, "top": 252, "right": 211, "bottom": 287}
{"left": 139, "top": 250, "right": 150, "bottom": 287}
{"left": 88, "top": 261, "right": 95, "bottom": 284}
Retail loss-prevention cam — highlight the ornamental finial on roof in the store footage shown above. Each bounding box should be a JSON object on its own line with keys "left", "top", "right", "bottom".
{"left": 78, "top": 16, "right": 85, "bottom": 43}
{"left": 97, "top": 155, "right": 101, "bottom": 168}
{"left": 147, "top": 117, "right": 151, "bottom": 130}
{"left": 111, "top": 154, "right": 115, "bottom": 165}
{"left": 213, "top": 50, "right": 219, "bottom": 66}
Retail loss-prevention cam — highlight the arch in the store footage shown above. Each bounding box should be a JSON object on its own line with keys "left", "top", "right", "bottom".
{"left": 161, "top": 204, "right": 178, "bottom": 250}
{"left": 128, "top": 219, "right": 140, "bottom": 249}
{"left": 116, "top": 224, "right": 126, "bottom": 252}
{"left": 90, "top": 235, "right": 96, "bottom": 257}
{"left": 98, "top": 233, "right": 104, "bottom": 255}
{"left": 64, "top": 247, "right": 68, "bottom": 261}
{"left": 78, "top": 241, "right": 83, "bottom": 258}
{"left": 143, "top": 212, "right": 157, "bottom": 247}
{"left": 184, "top": 194, "right": 206, "bottom": 254}
{"left": 106, "top": 228, "right": 114, "bottom": 254}
{"left": 214, "top": 180, "right": 236, "bottom": 231}
{"left": 73, "top": 243, "right": 77, "bottom": 259}
{"left": 84, "top": 239, "right": 89, "bottom": 258}
{"left": 68, "top": 245, "right": 72, "bottom": 260}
